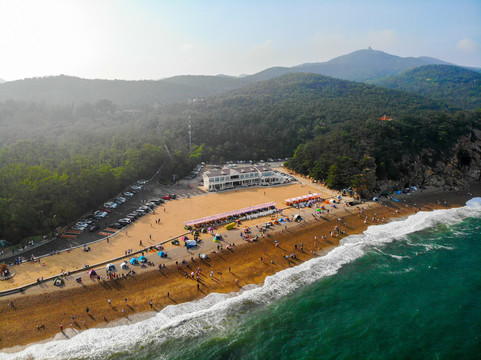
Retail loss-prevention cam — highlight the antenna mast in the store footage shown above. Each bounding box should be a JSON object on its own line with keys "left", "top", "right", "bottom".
{"left": 188, "top": 116, "right": 192, "bottom": 153}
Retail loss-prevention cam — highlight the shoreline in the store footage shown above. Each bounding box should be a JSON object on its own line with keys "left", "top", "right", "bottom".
{"left": 0, "top": 184, "right": 479, "bottom": 352}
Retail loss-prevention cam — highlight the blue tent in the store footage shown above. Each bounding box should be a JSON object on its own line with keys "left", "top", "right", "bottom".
{"left": 158, "top": 251, "right": 167, "bottom": 258}
{"left": 138, "top": 256, "right": 147, "bottom": 263}
{"left": 130, "top": 257, "right": 138, "bottom": 265}
{"left": 185, "top": 240, "right": 197, "bottom": 248}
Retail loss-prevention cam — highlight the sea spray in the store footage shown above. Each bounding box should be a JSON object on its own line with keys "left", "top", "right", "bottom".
{"left": 2, "top": 199, "right": 480, "bottom": 360}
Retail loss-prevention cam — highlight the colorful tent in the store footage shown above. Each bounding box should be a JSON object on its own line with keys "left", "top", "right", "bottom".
{"left": 130, "top": 258, "right": 138, "bottom": 265}
{"left": 185, "top": 240, "right": 197, "bottom": 248}
{"left": 225, "top": 222, "right": 236, "bottom": 230}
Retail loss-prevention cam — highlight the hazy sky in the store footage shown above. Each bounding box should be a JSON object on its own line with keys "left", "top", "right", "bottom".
{"left": 1, "top": 0, "right": 480, "bottom": 81}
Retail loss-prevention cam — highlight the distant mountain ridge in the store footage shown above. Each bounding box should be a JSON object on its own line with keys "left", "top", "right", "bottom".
{"left": 0, "top": 48, "right": 478, "bottom": 108}
{"left": 244, "top": 48, "right": 453, "bottom": 83}
{"left": 0, "top": 74, "right": 251, "bottom": 106}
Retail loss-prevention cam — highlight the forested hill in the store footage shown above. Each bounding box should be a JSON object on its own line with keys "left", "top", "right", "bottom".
{"left": 374, "top": 65, "right": 481, "bottom": 110}
{"left": 244, "top": 48, "right": 451, "bottom": 83}
{"left": 0, "top": 74, "right": 251, "bottom": 106}
{"left": 164, "top": 73, "right": 450, "bottom": 161}
{"left": 0, "top": 49, "right": 461, "bottom": 107}
{"left": 1, "top": 72, "right": 479, "bottom": 244}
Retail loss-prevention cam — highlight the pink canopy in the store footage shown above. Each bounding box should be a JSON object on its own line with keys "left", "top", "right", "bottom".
{"left": 285, "top": 193, "right": 322, "bottom": 205}
{"left": 185, "top": 202, "right": 276, "bottom": 227}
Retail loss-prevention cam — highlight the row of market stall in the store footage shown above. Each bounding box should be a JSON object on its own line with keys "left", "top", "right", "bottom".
{"left": 184, "top": 202, "right": 277, "bottom": 230}
{"left": 284, "top": 193, "right": 323, "bottom": 206}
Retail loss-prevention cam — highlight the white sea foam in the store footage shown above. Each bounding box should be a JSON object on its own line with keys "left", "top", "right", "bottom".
{"left": 2, "top": 199, "right": 480, "bottom": 360}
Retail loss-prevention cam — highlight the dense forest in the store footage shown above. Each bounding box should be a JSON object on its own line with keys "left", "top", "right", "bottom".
{"left": 375, "top": 65, "right": 481, "bottom": 109}
{"left": 0, "top": 71, "right": 479, "bottom": 244}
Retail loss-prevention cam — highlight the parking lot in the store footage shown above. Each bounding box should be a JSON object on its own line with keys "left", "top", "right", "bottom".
{"left": 1, "top": 170, "right": 208, "bottom": 265}
{"left": 2, "top": 161, "right": 289, "bottom": 265}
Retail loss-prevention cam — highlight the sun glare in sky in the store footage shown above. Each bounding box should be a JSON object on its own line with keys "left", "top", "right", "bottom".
{"left": 0, "top": 0, "right": 480, "bottom": 81}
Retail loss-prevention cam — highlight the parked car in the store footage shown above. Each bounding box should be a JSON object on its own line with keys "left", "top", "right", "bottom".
{"left": 124, "top": 191, "right": 134, "bottom": 197}
{"left": 145, "top": 202, "right": 157, "bottom": 208}
{"left": 99, "top": 207, "right": 111, "bottom": 213}
{"left": 149, "top": 198, "right": 164, "bottom": 204}
{"left": 70, "top": 227, "right": 84, "bottom": 232}
{"left": 104, "top": 202, "right": 118, "bottom": 209}
{"left": 134, "top": 209, "right": 146, "bottom": 215}
{"left": 109, "top": 223, "right": 123, "bottom": 229}
{"left": 94, "top": 210, "right": 108, "bottom": 218}
{"left": 126, "top": 213, "right": 138, "bottom": 220}
{"left": 114, "top": 197, "right": 126, "bottom": 204}
{"left": 131, "top": 185, "right": 142, "bottom": 191}
{"left": 118, "top": 218, "right": 131, "bottom": 225}
{"left": 162, "top": 195, "right": 171, "bottom": 200}
{"left": 75, "top": 222, "right": 88, "bottom": 230}
{"left": 137, "top": 179, "right": 148, "bottom": 185}
{"left": 89, "top": 224, "right": 99, "bottom": 232}
{"left": 139, "top": 205, "right": 151, "bottom": 212}
{"left": 169, "top": 194, "right": 177, "bottom": 199}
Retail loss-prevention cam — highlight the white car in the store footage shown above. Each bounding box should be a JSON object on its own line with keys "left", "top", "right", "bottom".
{"left": 104, "top": 202, "right": 118, "bottom": 209}
{"left": 118, "top": 218, "right": 132, "bottom": 225}
{"left": 94, "top": 210, "right": 108, "bottom": 218}
{"left": 76, "top": 222, "right": 88, "bottom": 229}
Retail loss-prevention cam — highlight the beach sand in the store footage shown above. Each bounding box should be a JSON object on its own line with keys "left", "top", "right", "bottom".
{"left": 0, "top": 179, "right": 477, "bottom": 351}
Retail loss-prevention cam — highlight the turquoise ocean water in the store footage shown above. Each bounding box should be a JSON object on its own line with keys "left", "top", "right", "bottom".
{"left": 2, "top": 198, "right": 480, "bottom": 360}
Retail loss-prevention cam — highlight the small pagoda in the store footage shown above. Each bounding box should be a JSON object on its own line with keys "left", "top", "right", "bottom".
{"left": 377, "top": 115, "right": 393, "bottom": 121}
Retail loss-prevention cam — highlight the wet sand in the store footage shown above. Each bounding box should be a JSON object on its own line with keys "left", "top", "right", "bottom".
{"left": 0, "top": 181, "right": 477, "bottom": 351}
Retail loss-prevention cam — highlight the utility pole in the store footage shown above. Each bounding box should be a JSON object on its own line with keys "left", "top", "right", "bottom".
{"left": 188, "top": 116, "right": 192, "bottom": 153}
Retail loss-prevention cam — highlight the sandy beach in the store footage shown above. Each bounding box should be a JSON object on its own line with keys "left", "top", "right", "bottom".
{"left": 0, "top": 177, "right": 478, "bottom": 352}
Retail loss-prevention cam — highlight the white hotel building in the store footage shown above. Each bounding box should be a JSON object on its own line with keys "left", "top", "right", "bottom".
{"left": 203, "top": 165, "right": 288, "bottom": 192}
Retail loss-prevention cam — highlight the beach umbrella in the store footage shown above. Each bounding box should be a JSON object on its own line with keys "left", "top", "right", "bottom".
{"left": 138, "top": 256, "right": 147, "bottom": 263}
{"left": 130, "top": 258, "right": 138, "bottom": 265}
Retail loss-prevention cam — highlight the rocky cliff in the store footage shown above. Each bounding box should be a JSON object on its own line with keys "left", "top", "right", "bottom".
{"left": 377, "top": 128, "right": 481, "bottom": 193}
